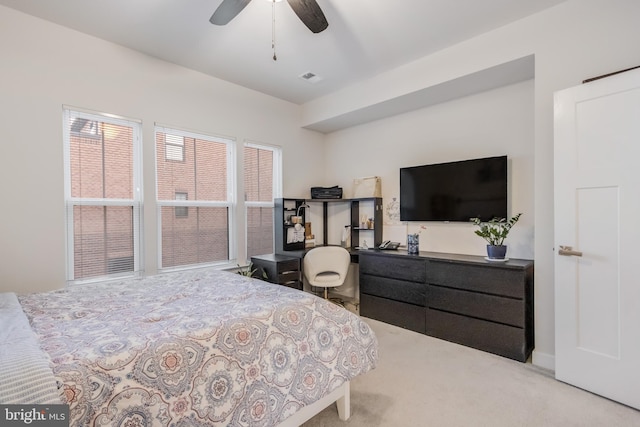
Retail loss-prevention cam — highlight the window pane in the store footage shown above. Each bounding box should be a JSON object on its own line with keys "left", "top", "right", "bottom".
{"left": 160, "top": 206, "right": 229, "bottom": 268}
{"left": 244, "top": 146, "right": 273, "bottom": 202}
{"left": 247, "top": 207, "right": 274, "bottom": 258}
{"left": 65, "top": 109, "right": 141, "bottom": 283}
{"left": 69, "top": 120, "right": 133, "bottom": 199}
{"left": 73, "top": 205, "right": 134, "bottom": 280}
{"left": 156, "top": 133, "right": 228, "bottom": 202}
{"left": 156, "top": 128, "right": 233, "bottom": 270}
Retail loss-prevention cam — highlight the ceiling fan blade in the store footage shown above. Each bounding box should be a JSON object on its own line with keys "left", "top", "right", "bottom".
{"left": 286, "top": 0, "right": 328, "bottom": 33}
{"left": 210, "top": 0, "right": 252, "bottom": 25}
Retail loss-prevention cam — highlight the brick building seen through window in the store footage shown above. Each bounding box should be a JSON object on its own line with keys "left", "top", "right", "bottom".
{"left": 67, "top": 113, "right": 278, "bottom": 280}
{"left": 68, "top": 117, "right": 138, "bottom": 280}
{"left": 156, "top": 131, "right": 231, "bottom": 269}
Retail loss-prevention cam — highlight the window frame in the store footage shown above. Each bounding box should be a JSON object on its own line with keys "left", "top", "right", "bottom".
{"left": 155, "top": 125, "right": 236, "bottom": 272}
{"left": 244, "top": 141, "right": 282, "bottom": 259}
{"left": 62, "top": 107, "right": 143, "bottom": 285}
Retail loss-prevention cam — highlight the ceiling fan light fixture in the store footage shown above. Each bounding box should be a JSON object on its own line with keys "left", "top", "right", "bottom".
{"left": 211, "top": 0, "right": 328, "bottom": 33}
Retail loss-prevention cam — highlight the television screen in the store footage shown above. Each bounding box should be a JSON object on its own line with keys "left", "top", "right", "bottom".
{"left": 400, "top": 156, "right": 507, "bottom": 222}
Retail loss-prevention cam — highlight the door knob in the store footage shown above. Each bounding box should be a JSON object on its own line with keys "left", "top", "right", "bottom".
{"left": 559, "top": 245, "right": 583, "bottom": 257}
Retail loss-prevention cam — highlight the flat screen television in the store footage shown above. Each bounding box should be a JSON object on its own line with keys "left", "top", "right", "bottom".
{"left": 400, "top": 155, "right": 507, "bottom": 222}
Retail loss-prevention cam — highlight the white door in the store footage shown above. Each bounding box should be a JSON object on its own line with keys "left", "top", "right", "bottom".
{"left": 554, "top": 67, "right": 640, "bottom": 410}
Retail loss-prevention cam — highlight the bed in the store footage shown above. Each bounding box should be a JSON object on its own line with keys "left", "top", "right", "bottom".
{"left": 0, "top": 268, "right": 378, "bottom": 426}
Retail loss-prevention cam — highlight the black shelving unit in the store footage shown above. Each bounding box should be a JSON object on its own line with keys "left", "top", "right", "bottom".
{"left": 350, "top": 197, "right": 383, "bottom": 249}
{"left": 274, "top": 197, "right": 383, "bottom": 252}
{"left": 275, "top": 198, "right": 306, "bottom": 253}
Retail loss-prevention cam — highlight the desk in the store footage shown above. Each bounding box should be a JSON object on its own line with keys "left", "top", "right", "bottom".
{"left": 276, "top": 246, "right": 360, "bottom": 263}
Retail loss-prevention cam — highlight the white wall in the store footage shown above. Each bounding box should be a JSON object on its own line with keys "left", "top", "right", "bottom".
{"left": 319, "top": 79, "right": 534, "bottom": 314}
{"left": 0, "top": 6, "right": 325, "bottom": 294}
{"left": 311, "top": 0, "right": 640, "bottom": 369}
{"left": 323, "top": 80, "right": 534, "bottom": 258}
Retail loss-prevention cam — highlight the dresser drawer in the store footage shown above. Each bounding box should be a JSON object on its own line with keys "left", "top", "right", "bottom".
{"left": 427, "top": 285, "right": 524, "bottom": 328}
{"left": 276, "top": 258, "right": 300, "bottom": 273}
{"left": 360, "top": 254, "right": 426, "bottom": 282}
{"left": 426, "top": 261, "right": 525, "bottom": 298}
{"left": 361, "top": 274, "right": 426, "bottom": 306}
{"left": 361, "top": 293, "right": 425, "bottom": 334}
{"left": 279, "top": 270, "right": 300, "bottom": 284}
{"left": 280, "top": 279, "right": 302, "bottom": 290}
{"left": 426, "top": 309, "right": 528, "bottom": 362}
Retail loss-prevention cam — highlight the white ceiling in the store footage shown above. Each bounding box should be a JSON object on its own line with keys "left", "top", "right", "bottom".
{"left": 0, "top": 0, "right": 566, "bottom": 105}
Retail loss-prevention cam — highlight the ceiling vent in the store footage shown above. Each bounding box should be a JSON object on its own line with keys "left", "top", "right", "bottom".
{"left": 299, "top": 71, "right": 323, "bottom": 84}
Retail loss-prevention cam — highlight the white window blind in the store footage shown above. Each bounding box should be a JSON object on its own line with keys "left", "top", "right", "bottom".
{"left": 63, "top": 108, "right": 142, "bottom": 283}
{"left": 156, "top": 126, "right": 235, "bottom": 270}
{"left": 244, "top": 142, "right": 281, "bottom": 258}
{"left": 165, "top": 133, "right": 185, "bottom": 161}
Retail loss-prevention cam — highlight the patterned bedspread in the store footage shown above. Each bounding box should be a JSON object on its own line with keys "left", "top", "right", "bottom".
{"left": 18, "top": 269, "right": 378, "bottom": 426}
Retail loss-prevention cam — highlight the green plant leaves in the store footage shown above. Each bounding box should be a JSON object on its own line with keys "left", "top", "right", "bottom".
{"left": 470, "top": 213, "right": 522, "bottom": 246}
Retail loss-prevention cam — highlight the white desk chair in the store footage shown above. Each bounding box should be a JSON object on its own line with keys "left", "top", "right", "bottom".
{"left": 303, "top": 246, "right": 351, "bottom": 300}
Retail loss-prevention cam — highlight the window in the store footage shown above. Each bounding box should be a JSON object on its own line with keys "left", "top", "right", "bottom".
{"left": 63, "top": 108, "right": 142, "bottom": 283}
{"left": 156, "top": 126, "right": 235, "bottom": 270}
{"left": 175, "top": 192, "right": 188, "bottom": 218}
{"left": 165, "top": 133, "right": 184, "bottom": 161}
{"left": 244, "top": 142, "right": 281, "bottom": 258}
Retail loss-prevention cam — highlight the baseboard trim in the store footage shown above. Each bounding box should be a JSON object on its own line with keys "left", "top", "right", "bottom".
{"left": 532, "top": 350, "right": 555, "bottom": 372}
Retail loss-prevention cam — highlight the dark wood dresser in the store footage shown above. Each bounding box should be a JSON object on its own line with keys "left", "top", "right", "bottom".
{"left": 359, "top": 250, "right": 534, "bottom": 362}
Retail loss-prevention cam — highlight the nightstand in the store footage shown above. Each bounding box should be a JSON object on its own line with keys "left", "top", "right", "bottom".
{"left": 250, "top": 254, "right": 302, "bottom": 290}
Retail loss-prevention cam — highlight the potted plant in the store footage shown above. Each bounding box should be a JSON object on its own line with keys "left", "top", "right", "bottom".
{"left": 471, "top": 213, "right": 522, "bottom": 260}
{"left": 236, "top": 262, "right": 257, "bottom": 277}
{"left": 237, "top": 262, "right": 268, "bottom": 280}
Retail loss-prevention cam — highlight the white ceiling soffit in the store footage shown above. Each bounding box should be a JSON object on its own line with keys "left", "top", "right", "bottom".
{"left": 302, "top": 55, "right": 535, "bottom": 134}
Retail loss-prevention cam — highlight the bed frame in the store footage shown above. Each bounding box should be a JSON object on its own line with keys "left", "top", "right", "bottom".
{"left": 278, "top": 381, "right": 350, "bottom": 426}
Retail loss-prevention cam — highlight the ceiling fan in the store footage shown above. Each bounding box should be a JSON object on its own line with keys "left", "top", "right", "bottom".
{"left": 210, "top": 0, "right": 329, "bottom": 34}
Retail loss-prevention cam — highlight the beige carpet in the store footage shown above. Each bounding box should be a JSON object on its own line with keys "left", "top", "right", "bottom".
{"left": 303, "top": 318, "right": 640, "bottom": 427}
